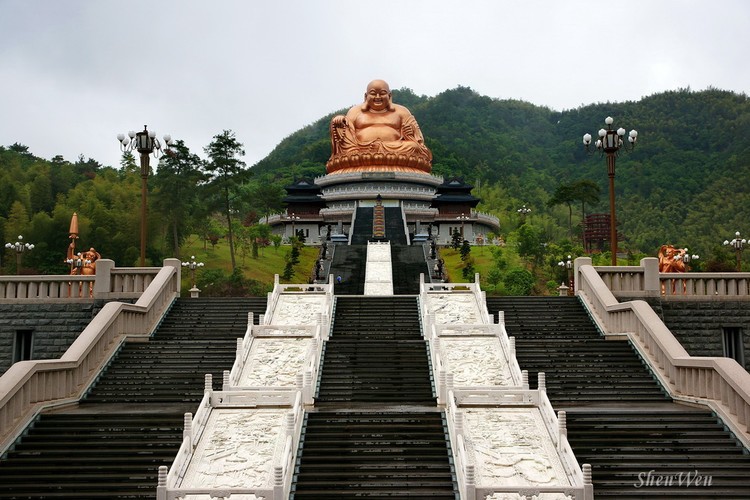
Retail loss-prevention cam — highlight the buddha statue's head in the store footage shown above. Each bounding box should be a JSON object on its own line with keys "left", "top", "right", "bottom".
{"left": 362, "top": 79, "right": 395, "bottom": 112}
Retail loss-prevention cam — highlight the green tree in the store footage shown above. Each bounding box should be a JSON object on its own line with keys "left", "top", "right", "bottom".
{"left": 504, "top": 267, "right": 534, "bottom": 295}
{"left": 153, "top": 140, "right": 205, "bottom": 258}
{"left": 547, "top": 183, "right": 576, "bottom": 237}
{"left": 451, "top": 229, "right": 462, "bottom": 249}
{"left": 460, "top": 239, "right": 471, "bottom": 261}
{"left": 571, "top": 179, "right": 601, "bottom": 221}
{"left": 203, "top": 130, "right": 250, "bottom": 270}
{"left": 248, "top": 180, "right": 285, "bottom": 222}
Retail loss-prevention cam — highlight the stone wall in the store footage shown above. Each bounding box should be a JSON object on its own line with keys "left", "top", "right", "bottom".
{"left": 0, "top": 303, "right": 97, "bottom": 376}
{"left": 645, "top": 298, "right": 750, "bottom": 372}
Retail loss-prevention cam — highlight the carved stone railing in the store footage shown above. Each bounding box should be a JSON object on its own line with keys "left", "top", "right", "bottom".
{"left": 595, "top": 257, "right": 750, "bottom": 301}
{"left": 315, "top": 170, "right": 443, "bottom": 187}
{"left": 0, "top": 259, "right": 161, "bottom": 302}
{"left": 575, "top": 257, "right": 750, "bottom": 448}
{"left": 470, "top": 209, "right": 500, "bottom": 227}
{"left": 0, "top": 259, "right": 181, "bottom": 454}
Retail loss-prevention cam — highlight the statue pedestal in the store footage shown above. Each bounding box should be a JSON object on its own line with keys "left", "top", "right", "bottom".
{"left": 189, "top": 286, "right": 201, "bottom": 298}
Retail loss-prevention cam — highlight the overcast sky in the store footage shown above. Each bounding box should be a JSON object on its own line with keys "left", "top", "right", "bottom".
{"left": 1, "top": 0, "right": 749, "bottom": 170}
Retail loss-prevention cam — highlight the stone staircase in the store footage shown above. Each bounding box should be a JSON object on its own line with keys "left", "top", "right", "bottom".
{"left": 329, "top": 245, "right": 366, "bottom": 295}
{"left": 486, "top": 295, "right": 750, "bottom": 498}
{"left": 350, "top": 207, "right": 374, "bottom": 245}
{"left": 0, "top": 297, "right": 267, "bottom": 499}
{"left": 391, "top": 245, "right": 429, "bottom": 295}
{"left": 292, "top": 296, "right": 458, "bottom": 498}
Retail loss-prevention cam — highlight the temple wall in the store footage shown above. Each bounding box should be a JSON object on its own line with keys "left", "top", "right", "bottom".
{"left": 0, "top": 303, "right": 98, "bottom": 376}
{"left": 643, "top": 298, "right": 750, "bottom": 372}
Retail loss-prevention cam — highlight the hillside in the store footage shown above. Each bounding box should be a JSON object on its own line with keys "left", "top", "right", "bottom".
{"left": 253, "top": 86, "right": 750, "bottom": 257}
{"left": 1, "top": 87, "right": 748, "bottom": 277}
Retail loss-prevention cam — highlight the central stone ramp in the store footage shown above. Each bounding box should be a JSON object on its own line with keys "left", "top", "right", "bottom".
{"left": 293, "top": 296, "right": 457, "bottom": 498}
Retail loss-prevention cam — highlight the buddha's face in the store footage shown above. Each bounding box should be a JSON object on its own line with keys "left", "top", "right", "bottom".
{"left": 365, "top": 80, "right": 391, "bottom": 112}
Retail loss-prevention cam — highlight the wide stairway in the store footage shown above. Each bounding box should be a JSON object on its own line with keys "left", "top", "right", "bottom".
{"left": 350, "top": 207, "right": 374, "bottom": 245}
{"left": 391, "top": 245, "right": 429, "bottom": 295}
{"left": 0, "top": 297, "right": 266, "bottom": 499}
{"left": 486, "top": 296, "right": 750, "bottom": 498}
{"left": 330, "top": 245, "right": 366, "bottom": 295}
{"left": 292, "top": 296, "right": 458, "bottom": 498}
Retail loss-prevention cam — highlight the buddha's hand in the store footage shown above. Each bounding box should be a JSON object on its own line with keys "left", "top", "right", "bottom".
{"left": 331, "top": 115, "right": 347, "bottom": 128}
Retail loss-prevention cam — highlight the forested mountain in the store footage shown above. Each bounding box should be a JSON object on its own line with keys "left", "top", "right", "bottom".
{"left": 255, "top": 86, "right": 750, "bottom": 258}
{"left": 0, "top": 87, "right": 748, "bottom": 275}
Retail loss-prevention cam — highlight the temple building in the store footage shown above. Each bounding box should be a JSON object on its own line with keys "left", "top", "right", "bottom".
{"left": 270, "top": 79, "right": 499, "bottom": 245}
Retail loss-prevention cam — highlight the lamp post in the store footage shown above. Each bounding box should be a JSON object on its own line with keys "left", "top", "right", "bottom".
{"left": 182, "top": 256, "right": 204, "bottom": 298}
{"left": 723, "top": 231, "right": 747, "bottom": 272}
{"left": 287, "top": 212, "right": 301, "bottom": 240}
{"left": 456, "top": 213, "right": 470, "bottom": 241}
{"left": 117, "top": 125, "right": 173, "bottom": 266}
{"left": 5, "top": 235, "right": 34, "bottom": 275}
{"left": 517, "top": 205, "right": 531, "bottom": 223}
{"left": 583, "top": 117, "right": 638, "bottom": 265}
{"left": 558, "top": 254, "right": 574, "bottom": 292}
{"left": 675, "top": 248, "right": 699, "bottom": 272}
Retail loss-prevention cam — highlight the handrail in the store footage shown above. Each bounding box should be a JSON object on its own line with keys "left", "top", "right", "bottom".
{"left": 0, "top": 259, "right": 164, "bottom": 302}
{"left": 0, "top": 259, "right": 181, "bottom": 454}
{"left": 594, "top": 257, "right": 750, "bottom": 300}
{"left": 575, "top": 257, "right": 750, "bottom": 447}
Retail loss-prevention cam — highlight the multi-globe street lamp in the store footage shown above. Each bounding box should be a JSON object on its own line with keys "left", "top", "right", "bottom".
{"left": 723, "top": 231, "right": 747, "bottom": 272}
{"left": 558, "top": 255, "right": 574, "bottom": 292}
{"left": 287, "top": 212, "right": 301, "bottom": 240}
{"left": 182, "top": 256, "right": 204, "bottom": 297}
{"left": 583, "top": 117, "right": 638, "bottom": 265}
{"left": 456, "top": 213, "right": 470, "bottom": 241}
{"left": 117, "top": 125, "right": 173, "bottom": 266}
{"left": 5, "top": 235, "right": 34, "bottom": 275}
{"left": 517, "top": 205, "right": 531, "bottom": 223}
{"left": 674, "top": 249, "right": 699, "bottom": 272}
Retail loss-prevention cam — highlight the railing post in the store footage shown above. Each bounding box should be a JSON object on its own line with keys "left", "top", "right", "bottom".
{"left": 573, "top": 257, "right": 592, "bottom": 297}
{"left": 156, "top": 465, "right": 168, "bottom": 500}
{"left": 558, "top": 410, "right": 567, "bottom": 451}
{"left": 93, "top": 259, "right": 115, "bottom": 299}
{"left": 641, "top": 257, "right": 660, "bottom": 296}
{"left": 583, "top": 463, "right": 594, "bottom": 499}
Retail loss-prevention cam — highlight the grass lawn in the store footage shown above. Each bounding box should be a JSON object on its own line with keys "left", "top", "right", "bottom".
{"left": 181, "top": 235, "right": 319, "bottom": 285}
{"left": 439, "top": 245, "right": 496, "bottom": 282}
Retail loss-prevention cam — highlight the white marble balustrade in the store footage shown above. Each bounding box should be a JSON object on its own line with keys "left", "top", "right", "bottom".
{"left": 158, "top": 279, "right": 332, "bottom": 500}
{"left": 419, "top": 277, "right": 592, "bottom": 499}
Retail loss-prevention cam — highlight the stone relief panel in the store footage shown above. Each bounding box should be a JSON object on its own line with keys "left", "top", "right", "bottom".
{"left": 463, "top": 408, "right": 569, "bottom": 488}
{"left": 425, "top": 293, "right": 482, "bottom": 324}
{"left": 238, "top": 338, "right": 311, "bottom": 387}
{"left": 440, "top": 337, "right": 513, "bottom": 386}
{"left": 272, "top": 295, "right": 326, "bottom": 325}
{"left": 181, "top": 409, "right": 286, "bottom": 491}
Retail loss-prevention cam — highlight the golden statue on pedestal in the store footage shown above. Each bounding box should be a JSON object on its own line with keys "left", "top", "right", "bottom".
{"left": 327, "top": 79, "right": 432, "bottom": 174}
{"left": 658, "top": 245, "right": 686, "bottom": 273}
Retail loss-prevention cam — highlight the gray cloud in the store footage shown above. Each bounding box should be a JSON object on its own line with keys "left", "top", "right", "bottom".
{"left": 1, "top": 0, "right": 748, "bottom": 169}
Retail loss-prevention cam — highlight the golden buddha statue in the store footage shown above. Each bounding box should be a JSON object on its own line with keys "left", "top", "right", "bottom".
{"left": 327, "top": 79, "right": 432, "bottom": 174}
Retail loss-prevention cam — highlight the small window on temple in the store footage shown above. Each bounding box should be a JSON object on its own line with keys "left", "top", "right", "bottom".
{"left": 722, "top": 327, "right": 745, "bottom": 366}
{"left": 14, "top": 329, "right": 34, "bottom": 363}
